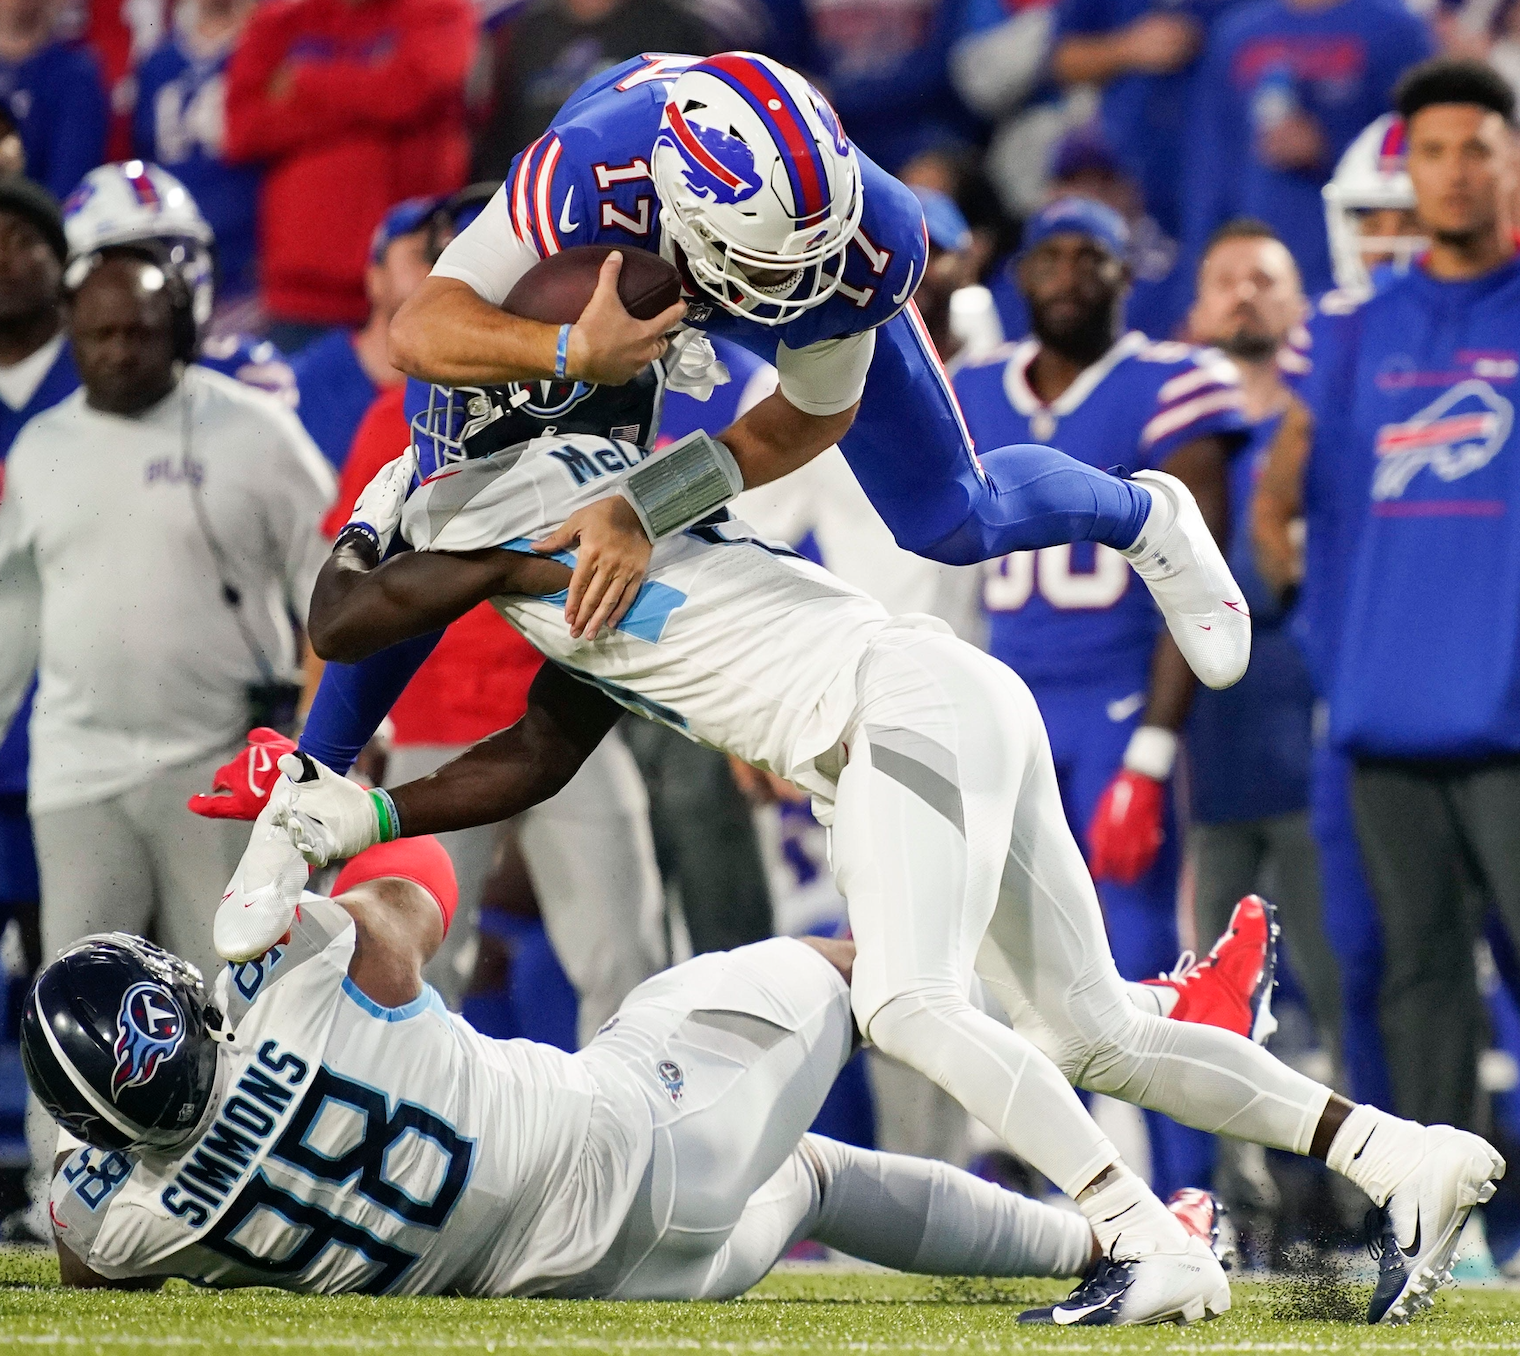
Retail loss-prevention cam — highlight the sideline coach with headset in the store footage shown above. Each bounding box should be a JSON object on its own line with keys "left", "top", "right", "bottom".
{"left": 0, "top": 246, "right": 332, "bottom": 983}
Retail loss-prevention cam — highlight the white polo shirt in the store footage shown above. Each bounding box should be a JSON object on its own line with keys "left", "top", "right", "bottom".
{"left": 0, "top": 366, "right": 334, "bottom": 813}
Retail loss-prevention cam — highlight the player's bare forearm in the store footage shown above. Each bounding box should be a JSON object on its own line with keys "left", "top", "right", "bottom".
{"left": 1052, "top": 32, "right": 1133, "bottom": 84}
{"left": 390, "top": 277, "right": 562, "bottom": 385}
{"left": 308, "top": 544, "right": 569, "bottom": 663}
{"left": 721, "top": 390, "right": 859, "bottom": 488}
{"left": 336, "top": 877, "right": 446, "bottom": 1010}
{"left": 1252, "top": 395, "right": 1310, "bottom": 597}
{"left": 389, "top": 663, "right": 622, "bottom": 835}
{"left": 1140, "top": 434, "right": 1233, "bottom": 729}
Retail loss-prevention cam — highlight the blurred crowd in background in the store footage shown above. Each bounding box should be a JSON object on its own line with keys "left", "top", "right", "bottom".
{"left": 2, "top": 0, "right": 1520, "bottom": 1279}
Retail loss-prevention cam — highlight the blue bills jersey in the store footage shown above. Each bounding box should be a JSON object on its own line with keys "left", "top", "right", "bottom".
{"left": 502, "top": 54, "right": 927, "bottom": 365}
{"left": 954, "top": 332, "right": 1248, "bottom": 685}
{"left": 1313, "top": 256, "right": 1520, "bottom": 758}
{"left": 196, "top": 335, "right": 297, "bottom": 411}
{"left": 1188, "top": 412, "right": 1313, "bottom": 825}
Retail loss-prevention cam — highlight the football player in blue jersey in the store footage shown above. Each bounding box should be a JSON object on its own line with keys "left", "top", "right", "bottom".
{"left": 952, "top": 195, "right": 1250, "bottom": 1199}
{"left": 385, "top": 50, "right": 1249, "bottom": 685}
{"left": 62, "top": 162, "right": 297, "bottom": 408}
{"left": 1256, "top": 60, "right": 1520, "bottom": 1172}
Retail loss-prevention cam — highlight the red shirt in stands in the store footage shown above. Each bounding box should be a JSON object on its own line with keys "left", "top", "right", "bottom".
{"left": 225, "top": 0, "right": 475, "bottom": 326}
{"left": 325, "top": 387, "right": 544, "bottom": 746}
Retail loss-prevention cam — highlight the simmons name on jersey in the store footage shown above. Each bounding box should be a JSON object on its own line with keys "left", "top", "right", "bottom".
{"left": 49, "top": 897, "right": 649, "bottom": 1296}
{"left": 952, "top": 333, "right": 1247, "bottom": 683}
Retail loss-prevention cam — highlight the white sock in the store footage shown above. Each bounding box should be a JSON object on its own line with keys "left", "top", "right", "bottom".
{"left": 1125, "top": 980, "right": 1177, "bottom": 1018}
{"left": 1076, "top": 1164, "right": 1191, "bottom": 1260}
{"left": 1326, "top": 1103, "right": 1424, "bottom": 1207}
{"left": 804, "top": 1135, "right": 1095, "bottom": 1279}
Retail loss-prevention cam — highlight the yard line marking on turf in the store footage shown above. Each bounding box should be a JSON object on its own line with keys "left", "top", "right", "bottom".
{"left": 8, "top": 1337, "right": 1520, "bottom": 1353}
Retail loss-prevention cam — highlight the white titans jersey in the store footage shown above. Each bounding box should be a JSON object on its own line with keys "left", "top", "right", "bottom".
{"left": 401, "top": 435, "right": 921, "bottom": 793}
{"left": 49, "top": 897, "right": 651, "bottom": 1296}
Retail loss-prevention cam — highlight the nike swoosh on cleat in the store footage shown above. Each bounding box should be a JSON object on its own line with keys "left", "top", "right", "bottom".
{"left": 1199, "top": 624, "right": 1212, "bottom": 630}
{"left": 1401, "top": 1216, "right": 1421, "bottom": 1258}
{"left": 221, "top": 890, "right": 235, "bottom": 903}
{"left": 1223, "top": 599, "right": 1248, "bottom": 614}
{"left": 1054, "top": 1301, "right": 1118, "bottom": 1325}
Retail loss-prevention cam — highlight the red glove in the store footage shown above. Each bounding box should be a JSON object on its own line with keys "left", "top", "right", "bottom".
{"left": 1087, "top": 769, "right": 1166, "bottom": 885}
{"left": 187, "top": 727, "right": 298, "bottom": 820}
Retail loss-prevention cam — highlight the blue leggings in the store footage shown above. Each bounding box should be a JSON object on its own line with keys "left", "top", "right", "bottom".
{"left": 838, "top": 310, "right": 1150, "bottom": 564}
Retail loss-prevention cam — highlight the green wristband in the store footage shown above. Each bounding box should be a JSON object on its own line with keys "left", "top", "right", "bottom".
{"left": 369, "top": 788, "right": 400, "bottom": 843}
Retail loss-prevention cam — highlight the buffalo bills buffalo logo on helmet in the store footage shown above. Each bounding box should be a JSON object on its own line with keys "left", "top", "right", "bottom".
{"left": 111, "top": 982, "right": 185, "bottom": 1099}
{"left": 656, "top": 103, "right": 763, "bottom": 206}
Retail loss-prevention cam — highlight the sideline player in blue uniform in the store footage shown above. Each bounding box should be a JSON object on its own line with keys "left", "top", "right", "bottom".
{"left": 1268, "top": 61, "right": 1520, "bottom": 1142}
{"left": 953, "top": 197, "right": 1248, "bottom": 1197}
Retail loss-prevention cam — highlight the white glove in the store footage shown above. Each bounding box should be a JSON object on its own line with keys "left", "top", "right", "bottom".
{"left": 270, "top": 751, "right": 388, "bottom": 867}
{"left": 342, "top": 445, "right": 418, "bottom": 557}
{"left": 215, "top": 798, "right": 310, "bottom": 963}
{"left": 662, "top": 329, "right": 730, "bottom": 402}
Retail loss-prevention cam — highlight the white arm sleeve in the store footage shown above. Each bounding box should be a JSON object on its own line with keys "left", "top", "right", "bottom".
{"left": 431, "top": 186, "right": 543, "bottom": 306}
{"left": 775, "top": 328, "right": 877, "bottom": 417}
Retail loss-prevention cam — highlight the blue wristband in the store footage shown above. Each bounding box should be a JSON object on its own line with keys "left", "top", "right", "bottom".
{"left": 555, "top": 324, "right": 572, "bottom": 380}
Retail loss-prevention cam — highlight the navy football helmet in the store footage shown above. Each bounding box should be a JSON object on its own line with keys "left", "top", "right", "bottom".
{"left": 410, "top": 362, "right": 667, "bottom": 478}
{"left": 21, "top": 933, "right": 221, "bottom": 1154}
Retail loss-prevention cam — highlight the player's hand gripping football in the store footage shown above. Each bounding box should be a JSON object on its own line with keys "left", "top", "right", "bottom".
{"left": 533, "top": 495, "right": 653, "bottom": 640}
{"left": 565, "top": 251, "right": 686, "bottom": 385}
{"left": 187, "top": 726, "right": 298, "bottom": 820}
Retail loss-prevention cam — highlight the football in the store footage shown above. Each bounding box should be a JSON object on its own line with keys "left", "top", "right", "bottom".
{"left": 503, "top": 245, "right": 683, "bottom": 323}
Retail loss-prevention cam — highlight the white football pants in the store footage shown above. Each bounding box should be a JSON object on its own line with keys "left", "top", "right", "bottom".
{"left": 831, "top": 626, "right": 1332, "bottom": 1198}
{"left": 561, "top": 938, "right": 1092, "bottom": 1300}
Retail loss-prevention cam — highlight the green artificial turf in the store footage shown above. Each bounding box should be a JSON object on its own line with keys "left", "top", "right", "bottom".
{"left": 3, "top": 1251, "right": 1519, "bottom": 1354}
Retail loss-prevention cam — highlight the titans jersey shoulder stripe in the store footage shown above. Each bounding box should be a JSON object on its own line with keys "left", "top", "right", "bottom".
{"left": 953, "top": 332, "right": 1248, "bottom": 685}
{"left": 501, "top": 54, "right": 927, "bottom": 362}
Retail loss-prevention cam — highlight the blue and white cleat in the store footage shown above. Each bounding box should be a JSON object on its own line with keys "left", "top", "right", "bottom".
{"left": 1367, "top": 1125, "right": 1506, "bottom": 1324}
{"left": 1019, "top": 1236, "right": 1230, "bottom": 1326}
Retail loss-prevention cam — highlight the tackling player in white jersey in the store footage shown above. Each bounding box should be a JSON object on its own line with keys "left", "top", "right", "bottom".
{"left": 28, "top": 838, "right": 1107, "bottom": 1298}
{"left": 236, "top": 382, "right": 1503, "bottom": 1325}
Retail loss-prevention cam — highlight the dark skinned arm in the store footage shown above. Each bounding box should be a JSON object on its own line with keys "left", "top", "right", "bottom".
{"left": 307, "top": 540, "right": 572, "bottom": 664}
{"left": 1251, "top": 393, "right": 1310, "bottom": 599}
{"left": 335, "top": 877, "right": 446, "bottom": 1010}
{"left": 1141, "top": 433, "right": 1234, "bottom": 732}
{"left": 388, "top": 661, "right": 624, "bottom": 838}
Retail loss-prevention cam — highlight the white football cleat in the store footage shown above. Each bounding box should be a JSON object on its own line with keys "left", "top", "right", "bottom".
{"left": 1367, "top": 1126, "right": 1506, "bottom": 1324}
{"left": 1121, "top": 469, "right": 1250, "bottom": 690}
{"left": 214, "top": 799, "right": 309, "bottom": 963}
{"left": 1019, "top": 1235, "right": 1230, "bottom": 1327}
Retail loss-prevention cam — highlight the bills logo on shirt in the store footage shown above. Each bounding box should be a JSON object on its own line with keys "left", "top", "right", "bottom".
{"left": 1372, "top": 379, "right": 1513, "bottom": 500}
{"left": 111, "top": 983, "right": 185, "bottom": 1098}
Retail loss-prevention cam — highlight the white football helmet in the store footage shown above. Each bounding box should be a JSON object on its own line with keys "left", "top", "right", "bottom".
{"left": 1322, "top": 115, "right": 1426, "bottom": 295}
{"left": 651, "top": 52, "right": 862, "bottom": 326}
{"left": 62, "top": 161, "right": 216, "bottom": 327}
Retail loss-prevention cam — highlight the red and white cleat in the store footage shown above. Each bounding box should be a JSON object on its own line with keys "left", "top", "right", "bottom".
{"left": 1146, "top": 894, "right": 1280, "bottom": 1044}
